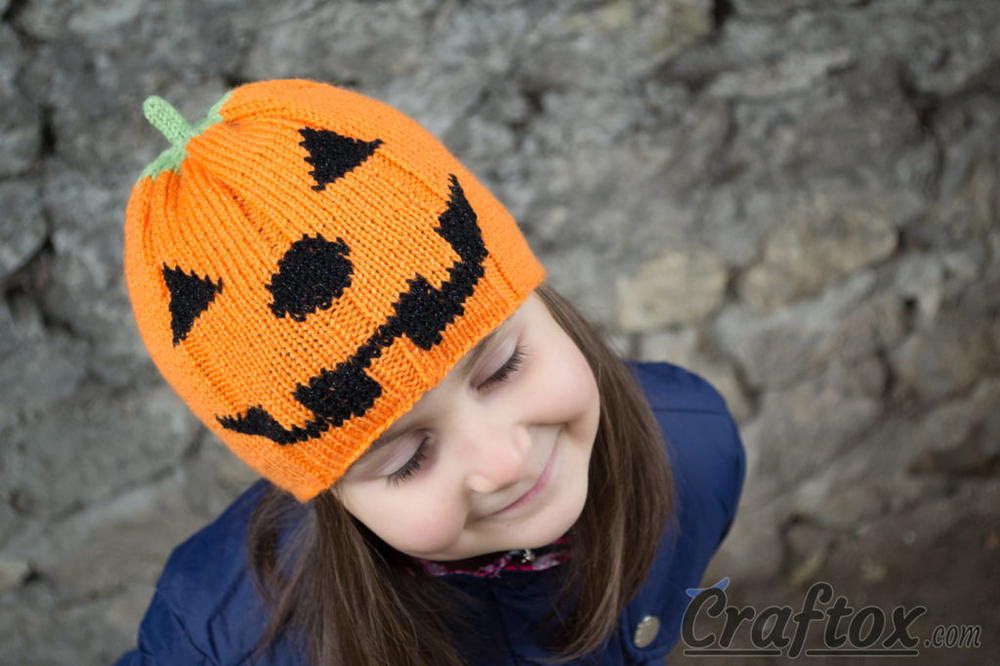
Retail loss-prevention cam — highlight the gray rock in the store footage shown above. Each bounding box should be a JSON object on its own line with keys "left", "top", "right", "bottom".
{"left": 0, "top": 296, "right": 89, "bottom": 429}
{"left": 788, "top": 376, "right": 1000, "bottom": 528}
{"left": 737, "top": 72, "right": 918, "bottom": 193}
{"left": 933, "top": 94, "right": 1000, "bottom": 200}
{"left": 707, "top": 48, "right": 855, "bottom": 99}
{"left": 694, "top": 189, "right": 788, "bottom": 270}
{"left": 0, "top": 83, "right": 40, "bottom": 178}
{"left": 35, "top": 162, "right": 176, "bottom": 378}
{"left": 17, "top": 1, "right": 249, "bottom": 179}
{"left": 0, "top": 27, "right": 40, "bottom": 178}
{"left": 904, "top": 378, "right": 1000, "bottom": 478}
{"left": 893, "top": 251, "right": 947, "bottom": 327}
{"left": 0, "top": 558, "right": 30, "bottom": 592}
{"left": 3, "top": 469, "right": 234, "bottom": 601}
{"left": 0, "top": 383, "right": 200, "bottom": 530}
{"left": 893, "top": 243, "right": 990, "bottom": 328}
{"left": 379, "top": 66, "right": 493, "bottom": 148}
{"left": 515, "top": 0, "right": 712, "bottom": 90}
{"left": 445, "top": 115, "right": 517, "bottom": 166}
{"left": 20, "top": 32, "right": 229, "bottom": 179}
{"left": 890, "top": 314, "right": 1000, "bottom": 403}
{"left": 897, "top": 2, "right": 1000, "bottom": 97}
{"left": 912, "top": 156, "right": 999, "bottom": 248}
{"left": 12, "top": 0, "right": 78, "bottom": 39}
{"left": 65, "top": 0, "right": 145, "bottom": 35}
{"left": 740, "top": 355, "right": 884, "bottom": 506}
{"left": 0, "top": 180, "right": 46, "bottom": 285}
{"left": 714, "top": 270, "right": 905, "bottom": 389}
{"left": 541, "top": 245, "right": 618, "bottom": 324}
{"left": 710, "top": 501, "right": 785, "bottom": 580}
{"left": 177, "top": 431, "right": 264, "bottom": 519}
{"left": 0, "top": 573, "right": 142, "bottom": 666}
{"left": 502, "top": 86, "right": 702, "bottom": 267}
{"left": 16, "top": 0, "right": 252, "bottom": 75}
{"left": 244, "top": 1, "right": 434, "bottom": 89}
{"left": 616, "top": 246, "right": 728, "bottom": 330}
{"left": 661, "top": 97, "right": 733, "bottom": 196}
{"left": 738, "top": 194, "right": 898, "bottom": 313}
{"left": 0, "top": 24, "right": 21, "bottom": 88}
{"left": 732, "top": 0, "right": 867, "bottom": 15}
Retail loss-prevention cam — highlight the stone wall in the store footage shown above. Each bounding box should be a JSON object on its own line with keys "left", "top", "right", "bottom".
{"left": 1, "top": 1, "right": 997, "bottom": 663}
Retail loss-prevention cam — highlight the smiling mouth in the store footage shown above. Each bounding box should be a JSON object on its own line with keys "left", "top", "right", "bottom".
{"left": 491, "top": 443, "right": 558, "bottom": 516}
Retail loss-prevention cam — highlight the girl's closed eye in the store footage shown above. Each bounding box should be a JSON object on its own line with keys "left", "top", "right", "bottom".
{"left": 386, "top": 343, "right": 528, "bottom": 487}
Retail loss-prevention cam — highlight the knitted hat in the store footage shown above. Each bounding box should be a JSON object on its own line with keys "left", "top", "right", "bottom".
{"left": 123, "top": 79, "right": 545, "bottom": 502}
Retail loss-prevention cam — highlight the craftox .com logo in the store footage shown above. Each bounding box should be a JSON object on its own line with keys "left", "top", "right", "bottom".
{"left": 680, "top": 578, "right": 983, "bottom": 658}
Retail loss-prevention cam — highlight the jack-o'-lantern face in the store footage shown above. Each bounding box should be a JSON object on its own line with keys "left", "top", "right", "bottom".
{"left": 199, "top": 160, "right": 486, "bottom": 447}
{"left": 124, "top": 80, "right": 545, "bottom": 500}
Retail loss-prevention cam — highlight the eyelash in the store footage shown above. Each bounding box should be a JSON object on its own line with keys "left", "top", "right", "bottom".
{"left": 386, "top": 344, "right": 527, "bottom": 487}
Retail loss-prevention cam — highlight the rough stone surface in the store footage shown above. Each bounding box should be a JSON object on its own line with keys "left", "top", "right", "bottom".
{"left": 616, "top": 247, "right": 728, "bottom": 330}
{"left": 740, "top": 354, "right": 886, "bottom": 506}
{"left": 0, "top": 296, "right": 88, "bottom": 434}
{"left": 890, "top": 313, "right": 1000, "bottom": 404}
{"left": 0, "top": 558, "right": 29, "bottom": 592}
{"left": 0, "top": 25, "right": 40, "bottom": 178}
{"left": 707, "top": 47, "right": 855, "bottom": 99}
{"left": 1, "top": 0, "right": 998, "bottom": 664}
{"left": 713, "top": 270, "right": 907, "bottom": 390}
{"left": 0, "top": 180, "right": 46, "bottom": 284}
{"left": 738, "top": 193, "right": 898, "bottom": 313}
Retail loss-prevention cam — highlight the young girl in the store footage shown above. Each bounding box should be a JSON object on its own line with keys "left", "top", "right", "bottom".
{"left": 114, "top": 79, "right": 746, "bottom": 665}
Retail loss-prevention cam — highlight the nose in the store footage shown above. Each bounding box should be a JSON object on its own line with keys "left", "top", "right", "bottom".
{"left": 460, "top": 414, "right": 532, "bottom": 495}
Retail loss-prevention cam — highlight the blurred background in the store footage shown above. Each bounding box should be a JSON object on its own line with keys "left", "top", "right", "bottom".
{"left": 0, "top": 0, "right": 997, "bottom": 664}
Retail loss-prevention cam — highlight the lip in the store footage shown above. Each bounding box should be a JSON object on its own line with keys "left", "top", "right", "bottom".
{"left": 491, "top": 443, "right": 558, "bottom": 516}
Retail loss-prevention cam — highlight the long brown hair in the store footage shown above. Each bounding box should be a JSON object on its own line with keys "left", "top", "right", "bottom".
{"left": 246, "top": 281, "right": 676, "bottom": 664}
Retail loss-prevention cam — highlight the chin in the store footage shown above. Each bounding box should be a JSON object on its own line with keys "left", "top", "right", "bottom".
{"left": 522, "top": 486, "right": 589, "bottom": 550}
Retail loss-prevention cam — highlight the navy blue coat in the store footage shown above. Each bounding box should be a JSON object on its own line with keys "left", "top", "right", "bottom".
{"left": 114, "top": 361, "right": 746, "bottom": 665}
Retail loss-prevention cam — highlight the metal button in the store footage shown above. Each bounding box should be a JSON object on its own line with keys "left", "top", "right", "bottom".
{"left": 633, "top": 614, "right": 661, "bottom": 648}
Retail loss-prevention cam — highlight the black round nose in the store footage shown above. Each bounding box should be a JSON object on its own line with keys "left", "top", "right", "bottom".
{"left": 266, "top": 233, "right": 353, "bottom": 322}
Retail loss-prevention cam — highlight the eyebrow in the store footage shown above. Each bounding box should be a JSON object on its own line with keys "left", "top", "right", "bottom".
{"left": 364, "top": 325, "right": 504, "bottom": 455}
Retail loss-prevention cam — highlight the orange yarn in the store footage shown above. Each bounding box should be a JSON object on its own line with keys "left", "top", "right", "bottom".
{"left": 124, "top": 79, "right": 545, "bottom": 501}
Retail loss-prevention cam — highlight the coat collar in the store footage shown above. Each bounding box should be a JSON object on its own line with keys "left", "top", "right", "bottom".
{"left": 410, "top": 535, "right": 573, "bottom": 578}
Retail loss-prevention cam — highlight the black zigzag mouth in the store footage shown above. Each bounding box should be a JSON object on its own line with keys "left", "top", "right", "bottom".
{"left": 216, "top": 174, "right": 488, "bottom": 446}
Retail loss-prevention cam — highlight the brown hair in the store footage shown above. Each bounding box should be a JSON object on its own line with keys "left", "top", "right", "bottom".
{"left": 246, "top": 281, "right": 676, "bottom": 664}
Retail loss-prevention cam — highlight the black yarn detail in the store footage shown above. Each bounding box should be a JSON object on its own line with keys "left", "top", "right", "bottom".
{"left": 393, "top": 176, "right": 486, "bottom": 350}
{"left": 216, "top": 174, "right": 489, "bottom": 446}
{"left": 217, "top": 403, "right": 332, "bottom": 445}
{"left": 267, "top": 234, "right": 353, "bottom": 322}
{"left": 162, "top": 263, "right": 223, "bottom": 346}
{"left": 294, "top": 357, "right": 383, "bottom": 428}
{"left": 298, "top": 128, "right": 382, "bottom": 191}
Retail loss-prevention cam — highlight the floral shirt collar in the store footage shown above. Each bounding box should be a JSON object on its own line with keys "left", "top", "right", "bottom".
{"left": 411, "top": 535, "right": 573, "bottom": 578}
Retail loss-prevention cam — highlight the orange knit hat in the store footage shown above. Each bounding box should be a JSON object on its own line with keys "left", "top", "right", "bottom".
{"left": 123, "top": 79, "right": 545, "bottom": 502}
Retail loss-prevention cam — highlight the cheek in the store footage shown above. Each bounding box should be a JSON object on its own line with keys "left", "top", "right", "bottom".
{"left": 340, "top": 487, "right": 464, "bottom": 556}
{"left": 543, "top": 346, "right": 599, "bottom": 420}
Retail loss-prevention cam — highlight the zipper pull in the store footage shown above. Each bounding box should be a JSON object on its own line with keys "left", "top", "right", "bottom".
{"left": 518, "top": 548, "right": 536, "bottom": 564}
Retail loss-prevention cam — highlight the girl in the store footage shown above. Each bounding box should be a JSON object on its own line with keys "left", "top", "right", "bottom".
{"left": 114, "top": 79, "right": 745, "bottom": 665}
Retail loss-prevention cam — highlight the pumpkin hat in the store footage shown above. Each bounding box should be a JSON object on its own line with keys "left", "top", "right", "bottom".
{"left": 124, "top": 79, "right": 545, "bottom": 502}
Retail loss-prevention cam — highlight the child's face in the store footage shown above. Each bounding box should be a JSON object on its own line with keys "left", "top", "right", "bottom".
{"left": 332, "top": 291, "right": 601, "bottom": 562}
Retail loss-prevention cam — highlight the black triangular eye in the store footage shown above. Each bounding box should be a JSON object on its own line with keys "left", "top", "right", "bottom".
{"left": 267, "top": 234, "right": 353, "bottom": 322}
{"left": 298, "top": 128, "right": 382, "bottom": 191}
{"left": 162, "top": 264, "right": 223, "bottom": 345}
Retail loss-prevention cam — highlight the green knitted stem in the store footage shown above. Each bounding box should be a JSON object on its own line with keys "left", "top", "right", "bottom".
{"left": 139, "top": 91, "right": 232, "bottom": 180}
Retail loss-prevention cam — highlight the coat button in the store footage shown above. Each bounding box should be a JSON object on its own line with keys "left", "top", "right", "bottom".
{"left": 633, "top": 615, "right": 660, "bottom": 648}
